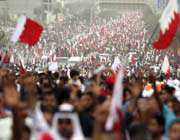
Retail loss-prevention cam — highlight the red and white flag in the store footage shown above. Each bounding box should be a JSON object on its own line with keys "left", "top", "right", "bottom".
{"left": 153, "top": 0, "right": 179, "bottom": 49}
{"left": 111, "top": 56, "right": 121, "bottom": 73}
{"left": 106, "top": 63, "right": 123, "bottom": 131}
{"left": 19, "top": 59, "right": 26, "bottom": 76}
{"left": 11, "top": 16, "right": 43, "bottom": 46}
{"left": 162, "top": 55, "right": 171, "bottom": 78}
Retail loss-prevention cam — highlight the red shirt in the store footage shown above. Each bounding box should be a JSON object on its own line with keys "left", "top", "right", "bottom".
{"left": 3, "top": 55, "right": 10, "bottom": 64}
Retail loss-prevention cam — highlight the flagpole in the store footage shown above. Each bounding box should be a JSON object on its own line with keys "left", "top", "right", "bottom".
{"left": 146, "top": 23, "right": 159, "bottom": 47}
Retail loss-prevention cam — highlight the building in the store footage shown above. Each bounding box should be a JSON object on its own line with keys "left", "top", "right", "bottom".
{"left": 0, "top": 0, "right": 42, "bottom": 17}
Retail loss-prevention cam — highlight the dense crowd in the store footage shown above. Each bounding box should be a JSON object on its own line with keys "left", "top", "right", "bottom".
{"left": 0, "top": 9, "right": 179, "bottom": 140}
{"left": 41, "top": 11, "right": 148, "bottom": 57}
{"left": 0, "top": 66, "right": 179, "bottom": 140}
{"left": 0, "top": 11, "right": 178, "bottom": 75}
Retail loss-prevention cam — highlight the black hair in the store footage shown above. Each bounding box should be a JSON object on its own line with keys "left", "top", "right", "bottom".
{"left": 129, "top": 123, "right": 151, "bottom": 140}
{"left": 164, "top": 85, "right": 175, "bottom": 94}
{"left": 56, "top": 87, "right": 71, "bottom": 105}
{"left": 70, "top": 69, "right": 79, "bottom": 79}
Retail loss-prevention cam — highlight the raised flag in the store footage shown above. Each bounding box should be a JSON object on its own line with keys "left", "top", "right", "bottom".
{"left": 11, "top": 16, "right": 43, "bottom": 46}
{"left": 111, "top": 56, "right": 121, "bottom": 73}
{"left": 19, "top": 59, "right": 26, "bottom": 76}
{"left": 162, "top": 55, "right": 171, "bottom": 78}
{"left": 106, "top": 62, "right": 123, "bottom": 131}
{"left": 153, "top": 0, "right": 179, "bottom": 49}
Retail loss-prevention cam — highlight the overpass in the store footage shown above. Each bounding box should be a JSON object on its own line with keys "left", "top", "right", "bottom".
{"left": 96, "top": 0, "right": 166, "bottom": 15}
{"left": 96, "top": 0, "right": 168, "bottom": 15}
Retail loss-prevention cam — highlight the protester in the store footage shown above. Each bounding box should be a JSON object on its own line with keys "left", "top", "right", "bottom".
{"left": 0, "top": 7, "right": 179, "bottom": 140}
{"left": 0, "top": 64, "right": 179, "bottom": 140}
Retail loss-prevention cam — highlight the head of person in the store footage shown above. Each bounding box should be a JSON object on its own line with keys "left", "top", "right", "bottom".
{"left": 168, "top": 119, "right": 180, "bottom": 140}
{"left": 160, "top": 85, "right": 175, "bottom": 103}
{"left": 53, "top": 103, "right": 84, "bottom": 140}
{"left": 147, "top": 95, "right": 162, "bottom": 114}
{"left": 59, "top": 76, "right": 69, "bottom": 87}
{"left": 57, "top": 117, "right": 73, "bottom": 139}
{"left": 57, "top": 87, "right": 71, "bottom": 105}
{"left": 129, "top": 122, "right": 151, "bottom": 140}
{"left": 167, "top": 97, "right": 180, "bottom": 117}
{"left": 70, "top": 69, "right": 80, "bottom": 81}
{"left": 130, "top": 80, "right": 143, "bottom": 98}
{"left": 148, "top": 113, "right": 164, "bottom": 139}
{"left": 42, "top": 92, "right": 57, "bottom": 112}
{"left": 79, "top": 91, "right": 95, "bottom": 111}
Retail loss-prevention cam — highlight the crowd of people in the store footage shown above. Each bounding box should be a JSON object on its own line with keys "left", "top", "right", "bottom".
{"left": 0, "top": 65, "right": 179, "bottom": 140}
{"left": 0, "top": 11, "right": 178, "bottom": 75}
{"left": 0, "top": 9, "right": 179, "bottom": 140}
{"left": 40, "top": 11, "right": 148, "bottom": 57}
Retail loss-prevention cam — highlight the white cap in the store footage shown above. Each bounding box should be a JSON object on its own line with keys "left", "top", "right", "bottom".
{"left": 59, "top": 103, "right": 74, "bottom": 112}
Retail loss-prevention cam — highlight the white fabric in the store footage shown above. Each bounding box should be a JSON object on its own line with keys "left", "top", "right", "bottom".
{"left": 10, "top": 55, "right": 14, "bottom": 64}
{"left": 0, "top": 116, "right": 12, "bottom": 140}
{"left": 106, "top": 62, "right": 124, "bottom": 131}
{"left": 167, "top": 79, "right": 180, "bottom": 102}
{"left": 58, "top": 103, "right": 74, "bottom": 112}
{"left": 159, "top": 0, "right": 179, "bottom": 34}
{"left": 11, "top": 16, "right": 27, "bottom": 43}
{"left": 48, "top": 62, "right": 58, "bottom": 72}
{"left": 111, "top": 56, "right": 121, "bottom": 72}
{"left": 167, "top": 79, "right": 175, "bottom": 87}
{"left": 142, "top": 89, "right": 154, "bottom": 97}
{"left": 94, "top": 65, "right": 106, "bottom": 74}
{"left": 16, "top": 83, "right": 21, "bottom": 93}
{"left": 31, "top": 102, "right": 51, "bottom": 137}
{"left": 161, "top": 56, "right": 170, "bottom": 74}
{"left": 39, "top": 103, "right": 85, "bottom": 140}
{"left": 51, "top": 112, "right": 85, "bottom": 140}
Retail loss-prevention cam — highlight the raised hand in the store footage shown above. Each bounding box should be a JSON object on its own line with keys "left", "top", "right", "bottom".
{"left": 3, "top": 80, "right": 19, "bottom": 107}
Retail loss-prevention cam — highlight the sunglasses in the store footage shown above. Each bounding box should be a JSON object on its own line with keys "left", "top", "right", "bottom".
{"left": 58, "top": 118, "right": 72, "bottom": 125}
